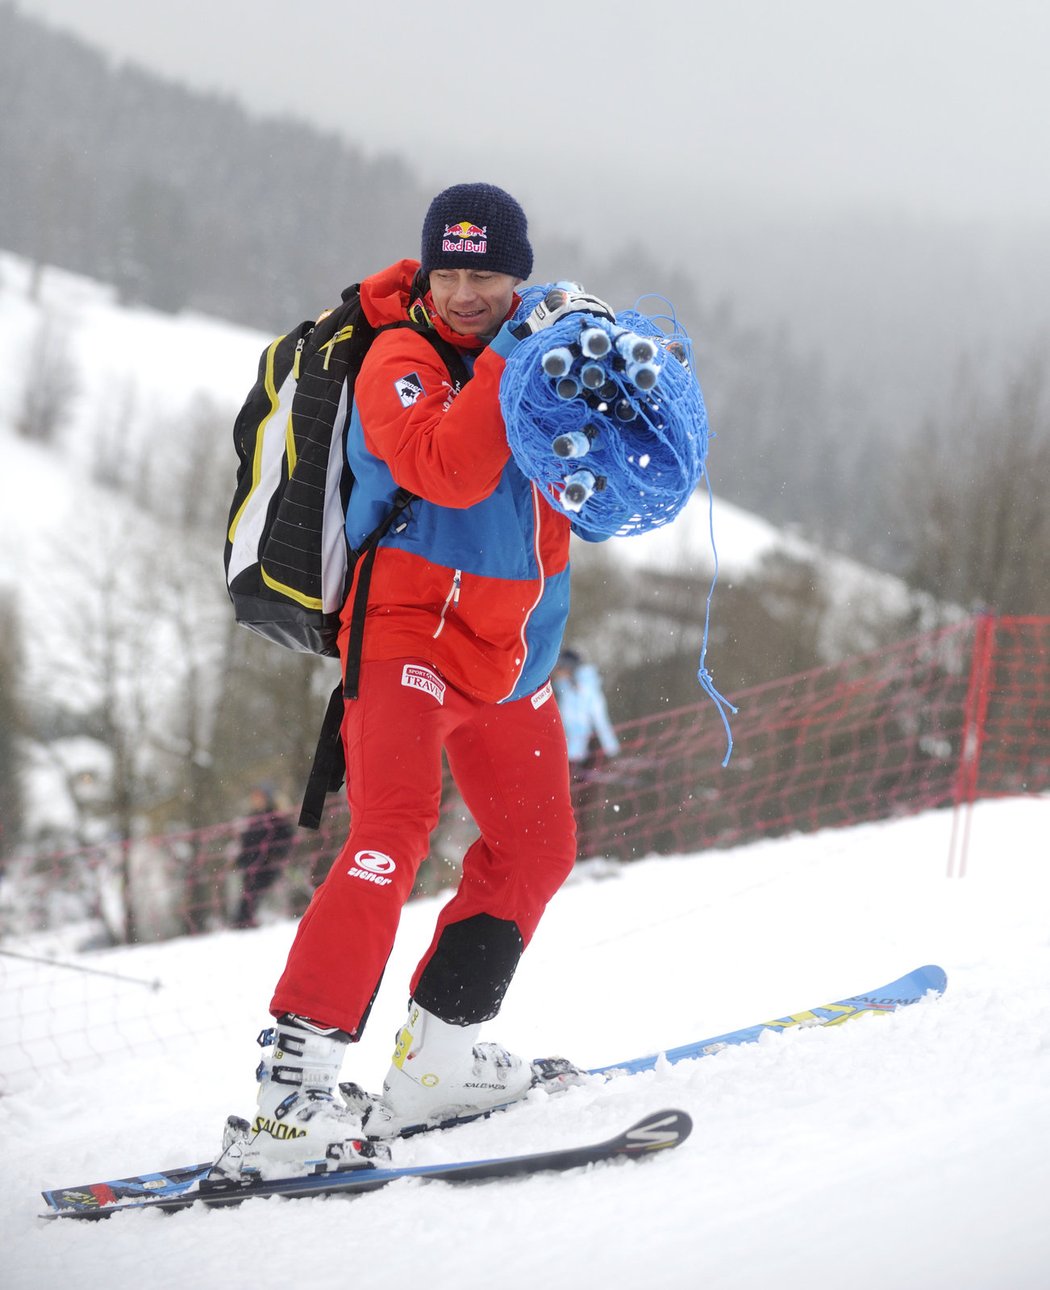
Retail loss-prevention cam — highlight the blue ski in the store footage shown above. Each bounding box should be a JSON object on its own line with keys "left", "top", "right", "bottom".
{"left": 590, "top": 962, "right": 947, "bottom": 1076}
{"left": 41, "top": 964, "right": 945, "bottom": 1217}
{"left": 41, "top": 1107, "right": 691, "bottom": 1219}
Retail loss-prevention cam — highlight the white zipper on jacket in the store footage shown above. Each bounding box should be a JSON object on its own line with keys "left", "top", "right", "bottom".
{"left": 432, "top": 569, "right": 462, "bottom": 639}
{"left": 500, "top": 483, "right": 546, "bottom": 701}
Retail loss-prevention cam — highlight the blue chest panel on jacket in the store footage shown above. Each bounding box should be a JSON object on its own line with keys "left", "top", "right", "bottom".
{"left": 345, "top": 409, "right": 540, "bottom": 579}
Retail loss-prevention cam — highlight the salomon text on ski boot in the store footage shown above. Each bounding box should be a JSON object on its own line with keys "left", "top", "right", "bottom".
{"left": 218, "top": 1016, "right": 383, "bottom": 1180}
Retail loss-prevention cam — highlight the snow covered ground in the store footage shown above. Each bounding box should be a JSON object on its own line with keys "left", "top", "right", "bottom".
{"left": 3, "top": 796, "right": 1048, "bottom": 1290}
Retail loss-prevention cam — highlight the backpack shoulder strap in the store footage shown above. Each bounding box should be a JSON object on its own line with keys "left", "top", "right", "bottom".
{"left": 298, "top": 321, "right": 474, "bottom": 829}
{"left": 377, "top": 319, "right": 471, "bottom": 391}
{"left": 340, "top": 320, "right": 473, "bottom": 698}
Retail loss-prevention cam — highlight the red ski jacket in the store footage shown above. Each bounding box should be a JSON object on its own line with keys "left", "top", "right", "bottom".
{"left": 338, "top": 260, "right": 573, "bottom": 704}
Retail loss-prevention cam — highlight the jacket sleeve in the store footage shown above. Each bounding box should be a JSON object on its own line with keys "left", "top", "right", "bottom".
{"left": 354, "top": 330, "right": 513, "bottom": 509}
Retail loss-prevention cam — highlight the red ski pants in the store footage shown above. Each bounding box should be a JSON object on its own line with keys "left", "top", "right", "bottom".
{"left": 270, "top": 658, "right": 577, "bottom": 1036}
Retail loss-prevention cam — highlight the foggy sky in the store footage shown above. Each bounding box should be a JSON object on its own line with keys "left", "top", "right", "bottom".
{"left": 15, "top": 0, "right": 1050, "bottom": 236}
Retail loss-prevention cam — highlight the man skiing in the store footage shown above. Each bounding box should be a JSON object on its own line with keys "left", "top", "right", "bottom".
{"left": 234, "top": 183, "right": 614, "bottom": 1177}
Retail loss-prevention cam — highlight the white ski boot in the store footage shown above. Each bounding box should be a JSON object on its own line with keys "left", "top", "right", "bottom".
{"left": 364, "top": 1001, "right": 537, "bottom": 1137}
{"left": 216, "top": 1016, "right": 381, "bottom": 1180}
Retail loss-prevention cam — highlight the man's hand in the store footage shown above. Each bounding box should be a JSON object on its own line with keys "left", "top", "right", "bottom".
{"left": 511, "top": 284, "right": 615, "bottom": 339}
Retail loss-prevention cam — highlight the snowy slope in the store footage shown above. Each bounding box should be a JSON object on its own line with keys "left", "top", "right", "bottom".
{"left": 3, "top": 796, "right": 1048, "bottom": 1290}
{"left": 1, "top": 248, "right": 936, "bottom": 836}
{"left": 0, "top": 249, "right": 910, "bottom": 588}
{"left": 0, "top": 252, "right": 266, "bottom": 658}
{"left": 0, "top": 252, "right": 271, "bottom": 834}
{"left": 0, "top": 252, "right": 268, "bottom": 457}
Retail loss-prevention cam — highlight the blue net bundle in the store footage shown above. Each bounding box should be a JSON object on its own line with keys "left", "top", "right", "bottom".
{"left": 500, "top": 285, "right": 708, "bottom": 539}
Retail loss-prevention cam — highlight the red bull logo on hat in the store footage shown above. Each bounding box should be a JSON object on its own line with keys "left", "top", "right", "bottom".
{"left": 442, "top": 220, "right": 488, "bottom": 255}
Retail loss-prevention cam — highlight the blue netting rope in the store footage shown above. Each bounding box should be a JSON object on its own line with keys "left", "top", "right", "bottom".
{"left": 501, "top": 285, "right": 707, "bottom": 539}
{"left": 697, "top": 466, "right": 738, "bottom": 767}
{"left": 500, "top": 285, "right": 735, "bottom": 763}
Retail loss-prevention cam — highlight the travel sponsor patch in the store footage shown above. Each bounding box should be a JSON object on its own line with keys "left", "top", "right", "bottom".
{"left": 531, "top": 680, "right": 553, "bottom": 708}
{"left": 401, "top": 663, "right": 446, "bottom": 704}
{"left": 347, "top": 849, "right": 396, "bottom": 887}
{"left": 394, "top": 372, "right": 425, "bottom": 407}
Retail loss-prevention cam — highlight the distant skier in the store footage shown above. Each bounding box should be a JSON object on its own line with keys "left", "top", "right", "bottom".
{"left": 553, "top": 649, "right": 621, "bottom": 769}
{"left": 553, "top": 649, "right": 621, "bottom": 860}
{"left": 231, "top": 784, "right": 294, "bottom": 929}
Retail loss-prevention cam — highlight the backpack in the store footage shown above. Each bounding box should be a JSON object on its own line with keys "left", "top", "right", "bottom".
{"left": 225, "top": 281, "right": 468, "bottom": 659}
{"left": 224, "top": 280, "right": 471, "bottom": 825}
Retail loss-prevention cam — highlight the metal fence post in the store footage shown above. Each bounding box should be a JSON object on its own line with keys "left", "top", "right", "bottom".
{"left": 947, "top": 612, "right": 998, "bottom": 877}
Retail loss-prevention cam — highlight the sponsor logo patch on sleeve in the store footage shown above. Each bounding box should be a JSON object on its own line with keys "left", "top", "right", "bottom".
{"left": 531, "top": 680, "right": 553, "bottom": 708}
{"left": 394, "top": 372, "right": 425, "bottom": 407}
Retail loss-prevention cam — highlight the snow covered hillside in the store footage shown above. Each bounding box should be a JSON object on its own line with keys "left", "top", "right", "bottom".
{"left": 0, "top": 251, "right": 267, "bottom": 667}
{"left": 1, "top": 247, "right": 940, "bottom": 840}
{"left": 0, "top": 252, "right": 270, "bottom": 837}
{"left": 3, "top": 797, "right": 1048, "bottom": 1289}
{"left": 0, "top": 248, "right": 918, "bottom": 599}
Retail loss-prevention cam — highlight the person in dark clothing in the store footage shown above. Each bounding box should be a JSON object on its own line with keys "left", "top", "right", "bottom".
{"left": 232, "top": 785, "right": 294, "bottom": 929}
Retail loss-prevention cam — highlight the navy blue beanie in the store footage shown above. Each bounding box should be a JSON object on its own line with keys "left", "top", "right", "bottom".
{"left": 420, "top": 183, "right": 533, "bottom": 280}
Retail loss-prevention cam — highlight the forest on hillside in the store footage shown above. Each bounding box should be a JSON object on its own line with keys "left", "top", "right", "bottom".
{"left": 8, "top": 0, "right": 1047, "bottom": 573}
{"left": 0, "top": 2, "right": 1046, "bottom": 865}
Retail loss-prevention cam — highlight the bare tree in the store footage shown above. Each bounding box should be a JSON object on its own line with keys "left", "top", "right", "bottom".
{"left": 898, "top": 348, "right": 1050, "bottom": 616}
{"left": 14, "top": 312, "right": 80, "bottom": 445}
{"left": 38, "top": 517, "right": 210, "bottom": 937}
{"left": 88, "top": 376, "right": 140, "bottom": 492}
{"left": 0, "top": 595, "right": 24, "bottom": 860}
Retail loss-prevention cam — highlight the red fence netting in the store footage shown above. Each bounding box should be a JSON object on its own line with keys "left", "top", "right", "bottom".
{"left": 1, "top": 613, "right": 1046, "bottom": 1087}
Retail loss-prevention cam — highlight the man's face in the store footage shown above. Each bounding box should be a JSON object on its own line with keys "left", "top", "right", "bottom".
{"left": 428, "top": 269, "right": 519, "bottom": 338}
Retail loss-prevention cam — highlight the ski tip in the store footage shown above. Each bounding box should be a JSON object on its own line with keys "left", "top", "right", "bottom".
{"left": 913, "top": 964, "right": 948, "bottom": 995}
{"left": 621, "top": 1108, "right": 693, "bottom": 1153}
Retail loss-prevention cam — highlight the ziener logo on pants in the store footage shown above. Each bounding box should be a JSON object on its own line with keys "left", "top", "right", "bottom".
{"left": 348, "top": 849, "right": 396, "bottom": 886}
